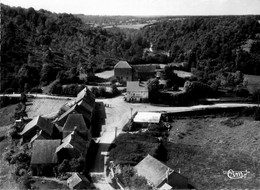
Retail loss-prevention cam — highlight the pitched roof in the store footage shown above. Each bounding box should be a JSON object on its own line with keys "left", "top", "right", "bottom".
{"left": 63, "top": 114, "right": 88, "bottom": 133}
{"left": 56, "top": 105, "right": 78, "bottom": 126}
{"left": 127, "top": 81, "right": 148, "bottom": 92}
{"left": 29, "top": 130, "right": 50, "bottom": 144}
{"left": 77, "top": 99, "right": 94, "bottom": 115}
{"left": 20, "top": 116, "right": 53, "bottom": 136}
{"left": 75, "top": 87, "right": 95, "bottom": 105}
{"left": 134, "top": 154, "right": 173, "bottom": 187}
{"left": 67, "top": 173, "right": 90, "bottom": 189}
{"left": 31, "top": 140, "right": 61, "bottom": 164}
{"left": 133, "top": 112, "right": 162, "bottom": 123}
{"left": 56, "top": 130, "right": 88, "bottom": 153}
{"left": 114, "top": 61, "right": 132, "bottom": 69}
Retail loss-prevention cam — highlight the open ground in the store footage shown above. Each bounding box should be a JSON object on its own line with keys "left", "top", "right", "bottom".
{"left": 167, "top": 117, "right": 260, "bottom": 189}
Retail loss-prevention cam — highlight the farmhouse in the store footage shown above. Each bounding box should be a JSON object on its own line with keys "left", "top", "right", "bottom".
{"left": 134, "top": 154, "right": 188, "bottom": 189}
{"left": 31, "top": 139, "right": 61, "bottom": 176}
{"left": 56, "top": 128, "right": 90, "bottom": 161}
{"left": 125, "top": 81, "right": 149, "bottom": 102}
{"left": 62, "top": 114, "right": 89, "bottom": 139}
{"left": 19, "top": 116, "right": 59, "bottom": 142}
{"left": 67, "top": 172, "right": 91, "bottom": 190}
{"left": 57, "top": 87, "right": 95, "bottom": 126}
{"left": 114, "top": 61, "right": 133, "bottom": 81}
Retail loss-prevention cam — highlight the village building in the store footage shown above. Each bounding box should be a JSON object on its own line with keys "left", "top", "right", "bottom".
{"left": 57, "top": 88, "right": 95, "bottom": 126}
{"left": 56, "top": 128, "right": 90, "bottom": 161}
{"left": 125, "top": 81, "right": 149, "bottom": 102}
{"left": 19, "top": 116, "right": 60, "bottom": 142}
{"left": 132, "top": 112, "right": 163, "bottom": 130}
{"left": 114, "top": 61, "right": 133, "bottom": 81}
{"left": 31, "top": 139, "right": 61, "bottom": 176}
{"left": 62, "top": 114, "right": 89, "bottom": 139}
{"left": 67, "top": 172, "right": 91, "bottom": 190}
{"left": 134, "top": 154, "right": 188, "bottom": 189}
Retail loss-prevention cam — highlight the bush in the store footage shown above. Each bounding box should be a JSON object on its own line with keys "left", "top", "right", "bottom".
{"left": 109, "top": 133, "right": 161, "bottom": 165}
{"left": 118, "top": 166, "right": 152, "bottom": 190}
{"left": 99, "top": 87, "right": 107, "bottom": 97}
{"left": 4, "top": 88, "right": 14, "bottom": 94}
{"left": 254, "top": 108, "right": 260, "bottom": 121}
{"left": 235, "top": 88, "right": 249, "bottom": 98}
{"left": 3, "top": 149, "right": 15, "bottom": 164}
{"left": 111, "top": 84, "right": 120, "bottom": 96}
{"left": 30, "top": 87, "right": 42, "bottom": 93}
{"left": 49, "top": 80, "right": 62, "bottom": 95}
{"left": 58, "top": 159, "right": 70, "bottom": 175}
{"left": 69, "top": 157, "right": 84, "bottom": 172}
{"left": 91, "top": 87, "right": 100, "bottom": 97}
{"left": 8, "top": 127, "right": 21, "bottom": 139}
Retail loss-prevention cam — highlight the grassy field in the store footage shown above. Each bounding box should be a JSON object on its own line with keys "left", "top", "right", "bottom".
{"left": 244, "top": 74, "right": 260, "bottom": 94}
{"left": 26, "top": 98, "right": 68, "bottom": 119}
{"left": 166, "top": 117, "right": 260, "bottom": 189}
{"left": 95, "top": 69, "right": 114, "bottom": 79}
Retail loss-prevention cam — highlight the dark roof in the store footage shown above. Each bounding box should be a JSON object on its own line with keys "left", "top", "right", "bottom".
{"left": 132, "top": 64, "right": 159, "bottom": 73}
{"left": 31, "top": 140, "right": 61, "bottom": 164}
{"left": 75, "top": 87, "right": 95, "bottom": 105}
{"left": 20, "top": 116, "right": 53, "bottom": 136}
{"left": 114, "top": 61, "right": 132, "bottom": 69}
{"left": 56, "top": 105, "right": 78, "bottom": 126}
{"left": 67, "top": 172, "right": 90, "bottom": 189}
{"left": 134, "top": 154, "right": 173, "bottom": 187}
{"left": 56, "top": 130, "right": 88, "bottom": 153}
{"left": 30, "top": 130, "right": 51, "bottom": 144}
{"left": 63, "top": 114, "right": 88, "bottom": 133}
{"left": 127, "top": 81, "right": 148, "bottom": 92}
{"left": 78, "top": 99, "right": 94, "bottom": 115}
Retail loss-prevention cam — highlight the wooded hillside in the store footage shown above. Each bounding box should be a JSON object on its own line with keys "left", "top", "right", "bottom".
{"left": 1, "top": 4, "right": 260, "bottom": 93}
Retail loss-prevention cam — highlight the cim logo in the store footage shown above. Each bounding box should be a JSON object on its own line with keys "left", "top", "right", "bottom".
{"left": 223, "top": 169, "right": 250, "bottom": 179}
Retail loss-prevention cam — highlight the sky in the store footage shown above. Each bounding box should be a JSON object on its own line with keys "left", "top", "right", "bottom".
{"left": 1, "top": 0, "right": 260, "bottom": 16}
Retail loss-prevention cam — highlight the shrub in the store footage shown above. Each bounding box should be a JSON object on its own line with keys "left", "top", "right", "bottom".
{"left": 118, "top": 166, "right": 152, "bottom": 190}
{"left": 4, "top": 88, "right": 14, "bottom": 94}
{"left": 58, "top": 159, "right": 70, "bottom": 175}
{"left": 20, "top": 93, "right": 27, "bottom": 104}
{"left": 235, "top": 88, "right": 249, "bottom": 98}
{"left": 3, "top": 149, "right": 15, "bottom": 164}
{"left": 109, "top": 133, "right": 161, "bottom": 165}
{"left": 49, "top": 80, "right": 62, "bottom": 95}
{"left": 91, "top": 87, "right": 100, "bottom": 97}
{"left": 99, "top": 87, "right": 107, "bottom": 97}
{"left": 111, "top": 84, "right": 120, "bottom": 96}
{"left": 69, "top": 158, "right": 84, "bottom": 172}
{"left": 254, "top": 108, "right": 260, "bottom": 121}
{"left": 30, "top": 87, "right": 42, "bottom": 93}
{"left": 8, "top": 127, "right": 21, "bottom": 139}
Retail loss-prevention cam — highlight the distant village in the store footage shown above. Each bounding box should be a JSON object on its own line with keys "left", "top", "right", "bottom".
{"left": 12, "top": 60, "right": 193, "bottom": 190}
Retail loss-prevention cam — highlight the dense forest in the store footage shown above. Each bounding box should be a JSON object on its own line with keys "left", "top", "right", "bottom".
{"left": 1, "top": 4, "right": 260, "bottom": 93}
{"left": 0, "top": 4, "right": 148, "bottom": 93}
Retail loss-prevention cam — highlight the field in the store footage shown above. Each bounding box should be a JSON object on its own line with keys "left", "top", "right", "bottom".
{"left": 26, "top": 98, "right": 68, "bottom": 119}
{"left": 104, "top": 23, "right": 148, "bottom": 30}
{"left": 167, "top": 116, "right": 260, "bottom": 189}
{"left": 244, "top": 74, "right": 260, "bottom": 94}
{"left": 95, "top": 70, "right": 114, "bottom": 79}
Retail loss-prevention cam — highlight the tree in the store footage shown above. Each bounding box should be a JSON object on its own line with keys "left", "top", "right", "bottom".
{"left": 111, "top": 84, "right": 120, "bottom": 96}
{"left": 58, "top": 159, "right": 70, "bottom": 175}
{"left": 147, "top": 78, "right": 160, "bottom": 103}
